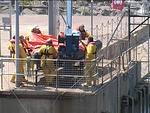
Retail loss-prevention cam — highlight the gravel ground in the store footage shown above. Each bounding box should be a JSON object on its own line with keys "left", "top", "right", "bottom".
{"left": 0, "top": 14, "right": 145, "bottom": 56}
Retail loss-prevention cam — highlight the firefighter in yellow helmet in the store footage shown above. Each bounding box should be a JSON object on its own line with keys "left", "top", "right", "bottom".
{"left": 8, "top": 35, "right": 28, "bottom": 85}
{"left": 84, "top": 37, "right": 97, "bottom": 86}
{"left": 37, "top": 39, "right": 57, "bottom": 85}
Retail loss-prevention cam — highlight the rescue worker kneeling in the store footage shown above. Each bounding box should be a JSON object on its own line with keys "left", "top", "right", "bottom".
{"left": 83, "top": 37, "right": 97, "bottom": 87}
{"left": 37, "top": 39, "right": 57, "bottom": 85}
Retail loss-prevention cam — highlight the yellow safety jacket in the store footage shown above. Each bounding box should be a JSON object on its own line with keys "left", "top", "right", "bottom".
{"left": 8, "top": 40, "right": 15, "bottom": 58}
{"left": 86, "top": 42, "right": 96, "bottom": 60}
{"left": 80, "top": 30, "right": 91, "bottom": 40}
{"left": 8, "top": 41, "right": 27, "bottom": 58}
{"left": 38, "top": 45, "right": 57, "bottom": 67}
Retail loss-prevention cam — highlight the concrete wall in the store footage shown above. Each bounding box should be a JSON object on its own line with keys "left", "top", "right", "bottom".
{"left": 100, "top": 26, "right": 149, "bottom": 59}
{"left": 0, "top": 62, "right": 141, "bottom": 113}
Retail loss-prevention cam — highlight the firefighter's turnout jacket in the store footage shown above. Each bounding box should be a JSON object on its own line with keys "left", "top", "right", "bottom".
{"left": 37, "top": 44, "right": 57, "bottom": 84}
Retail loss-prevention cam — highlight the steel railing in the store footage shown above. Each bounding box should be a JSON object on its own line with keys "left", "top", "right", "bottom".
{"left": 0, "top": 58, "right": 98, "bottom": 90}
{"left": 0, "top": 45, "right": 142, "bottom": 91}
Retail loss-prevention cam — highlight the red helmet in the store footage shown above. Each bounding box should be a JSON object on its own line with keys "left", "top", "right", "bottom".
{"left": 58, "top": 32, "right": 64, "bottom": 37}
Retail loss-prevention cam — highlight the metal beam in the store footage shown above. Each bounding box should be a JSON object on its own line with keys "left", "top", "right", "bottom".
{"left": 15, "top": 0, "right": 20, "bottom": 87}
{"left": 130, "top": 17, "right": 149, "bottom": 33}
{"left": 48, "top": 0, "right": 54, "bottom": 35}
{"left": 9, "top": 1, "right": 12, "bottom": 40}
{"left": 65, "top": 0, "right": 72, "bottom": 35}
{"left": 91, "top": 0, "right": 93, "bottom": 36}
{"left": 130, "top": 15, "right": 150, "bottom": 18}
{"left": 128, "top": 3, "right": 131, "bottom": 61}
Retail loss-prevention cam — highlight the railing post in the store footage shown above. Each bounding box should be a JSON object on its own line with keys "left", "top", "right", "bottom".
{"left": 110, "top": 62, "right": 113, "bottom": 80}
{"left": 128, "top": 3, "right": 131, "bottom": 62}
{"left": 102, "top": 56, "right": 104, "bottom": 85}
{"left": 125, "top": 16, "right": 128, "bottom": 36}
{"left": 26, "top": 57, "right": 31, "bottom": 77}
{"left": 119, "top": 56, "right": 121, "bottom": 72}
{"left": 122, "top": 54, "right": 125, "bottom": 71}
{"left": 121, "top": 19, "right": 122, "bottom": 39}
{"left": 0, "top": 30, "right": 1, "bottom": 57}
{"left": 35, "top": 60, "right": 38, "bottom": 86}
{"left": 56, "top": 59, "right": 58, "bottom": 90}
{"left": 0, "top": 59, "right": 3, "bottom": 89}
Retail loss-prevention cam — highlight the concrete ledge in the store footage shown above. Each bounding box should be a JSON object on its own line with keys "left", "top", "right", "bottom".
{"left": 0, "top": 87, "right": 93, "bottom": 99}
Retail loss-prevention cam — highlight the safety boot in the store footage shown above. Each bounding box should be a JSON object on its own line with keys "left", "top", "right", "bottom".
{"left": 22, "top": 77, "right": 28, "bottom": 82}
{"left": 10, "top": 75, "right": 15, "bottom": 83}
{"left": 19, "top": 82, "right": 24, "bottom": 87}
{"left": 81, "top": 82, "right": 92, "bottom": 87}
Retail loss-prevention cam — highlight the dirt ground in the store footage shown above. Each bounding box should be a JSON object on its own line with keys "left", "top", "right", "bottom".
{"left": 0, "top": 14, "right": 129, "bottom": 56}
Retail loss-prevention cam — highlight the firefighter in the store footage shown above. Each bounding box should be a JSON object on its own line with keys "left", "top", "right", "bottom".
{"left": 8, "top": 35, "right": 15, "bottom": 59}
{"left": 37, "top": 39, "right": 57, "bottom": 85}
{"left": 31, "top": 25, "right": 42, "bottom": 34}
{"left": 82, "top": 37, "right": 97, "bottom": 87}
{"left": 19, "top": 35, "right": 32, "bottom": 56}
{"left": 8, "top": 36, "right": 28, "bottom": 85}
{"left": 76, "top": 24, "right": 91, "bottom": 40}
{"left": 25, "top": 25, "right": 43, "bottom": 41}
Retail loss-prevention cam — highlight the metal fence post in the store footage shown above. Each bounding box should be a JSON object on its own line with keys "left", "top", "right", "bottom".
{"left": 9, "top": 1, "right": 12, "bottom": 40}
{"left": 125, "top": 17, "right": 128, "bottom": 36}
{"left": 101, "top": 23, "right": 104, "bottom": 43}
{"left": 91, "top": 0, "right": 93, "bottom": 36}
{"left": 56, "top": 59, "right": 58, "bottom": 90}
{"left": 15, "top": 0, "right": 20, "bottom": 87}
{"left": 0, "top": 30, "right": 1, "bottom": 56}
{"left": 110, "top": 62, "right": 113, "bottom": 80}
{"left": 96, "top": 25, "right": 98, "bottom": 40}
{"left": 0, "top": 59, "right": 3, "bottom": 89}
{"left": 121, "top": 19, "right": 122, "bottom": 39}
{"left": 111, "top": 19, "right": 114, "bottom": 37}
{"left": 107, "top": 20, "right": 110, "bottom": 43}
{"left": 102, "top": 57, "right": 104, "bottom": 84}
